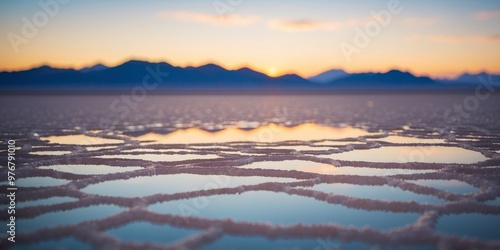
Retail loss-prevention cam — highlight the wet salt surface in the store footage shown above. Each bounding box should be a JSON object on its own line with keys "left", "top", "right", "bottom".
{"left": 2, "top": 94, "right": 500, "bottom": 249}
{"left": 82, "top": 174, "right": 298, "bottom": 197}
{"left": 305, "top": 183, "right": 445, "bottom": 204}
{"left": 328, "top": 146, "right": 488, "bottom": 164}
{"left": 39, "top": 164, "right": 142, "bottom": 175}
{"left": 149, "top": 191, "right": 420, "bottom": 229}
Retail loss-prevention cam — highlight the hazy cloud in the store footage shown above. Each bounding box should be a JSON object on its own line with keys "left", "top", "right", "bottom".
{"left": 412, "top": 34, "right": 500, "bottom": 43}
{"left": 474, "top": 10, "right": 500, "bottom": 20}
{"left": 157, "top": 11, "right": 260, "bottom": 26}
{"left": 268, "top": 18, "right": 343, "bottom": 32}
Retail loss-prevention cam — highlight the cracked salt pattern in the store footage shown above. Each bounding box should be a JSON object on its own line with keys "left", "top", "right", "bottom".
{"left": 1, "top": 94, "right": 500, "bottom": 249}
{"left": 149, "top": 191, "right": 421, "bottom": 228}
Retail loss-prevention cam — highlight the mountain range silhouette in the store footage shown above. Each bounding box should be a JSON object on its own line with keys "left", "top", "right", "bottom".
{"left": 1, "top": 60, "right": 498, "bottom": 91}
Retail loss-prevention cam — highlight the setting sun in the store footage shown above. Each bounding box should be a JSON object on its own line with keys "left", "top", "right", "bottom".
{"left": 267, "top": 67, "right": 279, "bottom": 77}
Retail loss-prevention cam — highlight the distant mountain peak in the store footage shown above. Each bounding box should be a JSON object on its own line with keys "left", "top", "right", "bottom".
{"left": 80, "top": 63, "right": 108, "bottom": 73}
{"left": 2, "top": 60, "right": 495, "bottom": 91}
{"left": 454, "top": 71, "right": 499, "bottom": 84}
{"left": 197, "top": 63, "right": 227, "bottom": 71}
{"left": 308, "top": 68, "right": 348, "bottom": 83}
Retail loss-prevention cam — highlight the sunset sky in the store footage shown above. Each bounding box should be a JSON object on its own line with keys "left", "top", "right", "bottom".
{"left": 0, "top": 0, "right": 499, "bottom": 78}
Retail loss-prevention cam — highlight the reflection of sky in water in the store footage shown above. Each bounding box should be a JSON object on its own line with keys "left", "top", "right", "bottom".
{"left": 39, "top": 164, "right": 142, "bottom": 175}
{"left": 95, "top": 153, "right": 219, "bottom": 162}
{"left": 328, "top": 146, "right": 487, "bottom": 164}
{"left": 121, "top": 148, "right": 193, "bottom": 153}
{"left": 30, "top": 150, "right": 72, "bottom": 156}
{"left": 486, "top": 197, "right": 500, "bottom": 206}
{"left": 239, "top": 160, "right": 435, "bottom": 176}
{"left": 17, "top": 205, "right": 124, "bottom": 233}
{"left": 41, "top": 134, "right": 122, "bottom": 145}
{"left": 204, "top": 235, "right": 331, "bottom": 250}
{"left": 107, "top": 222, "right": 201, "bottom": 244}
{"left": 149, "top": 191, "right": 420, "bottom": 229}
{"left": 18, "top": 196, "right": 78, "bottom": 208}
{"left": 436, "top": 213, "right": 500, "bottom": 240}
{"left": 313, "top": 141, "right": 362, "bottom": 146}
{"left": 11, "top": 237, "right": 91, "bottom": 250}
{"left": 203, "top": 235, "right": 434, "bottom": 250}
{"left": 305, "top": 183, "right": 445, "bottom": 204}
{"left": 369, "top": 136, "right": 445, "bottom": 144}
{"left": 239, "top": 160, "right": 337, "bottom": 174}
{"left": 135, "top": 124, "right": 373, "bottom": 144}
{"left": 17, "top": 177, "right": 70, "bottom": 187}
{"left": 82, "top": 174, "right": 298, "bottom": 197}
{"left": 331, "top": 166, "right": 435, "bottom": 176}
{"left": 255, "top": 145, "right": 333, "bottom": 151}
{"left": 406, "top": 179, "right": 479, "bottom": 194}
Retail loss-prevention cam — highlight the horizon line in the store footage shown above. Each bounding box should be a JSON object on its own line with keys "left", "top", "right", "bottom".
{"left": 1, "top": 58, "right": 499, "bottom": 80}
